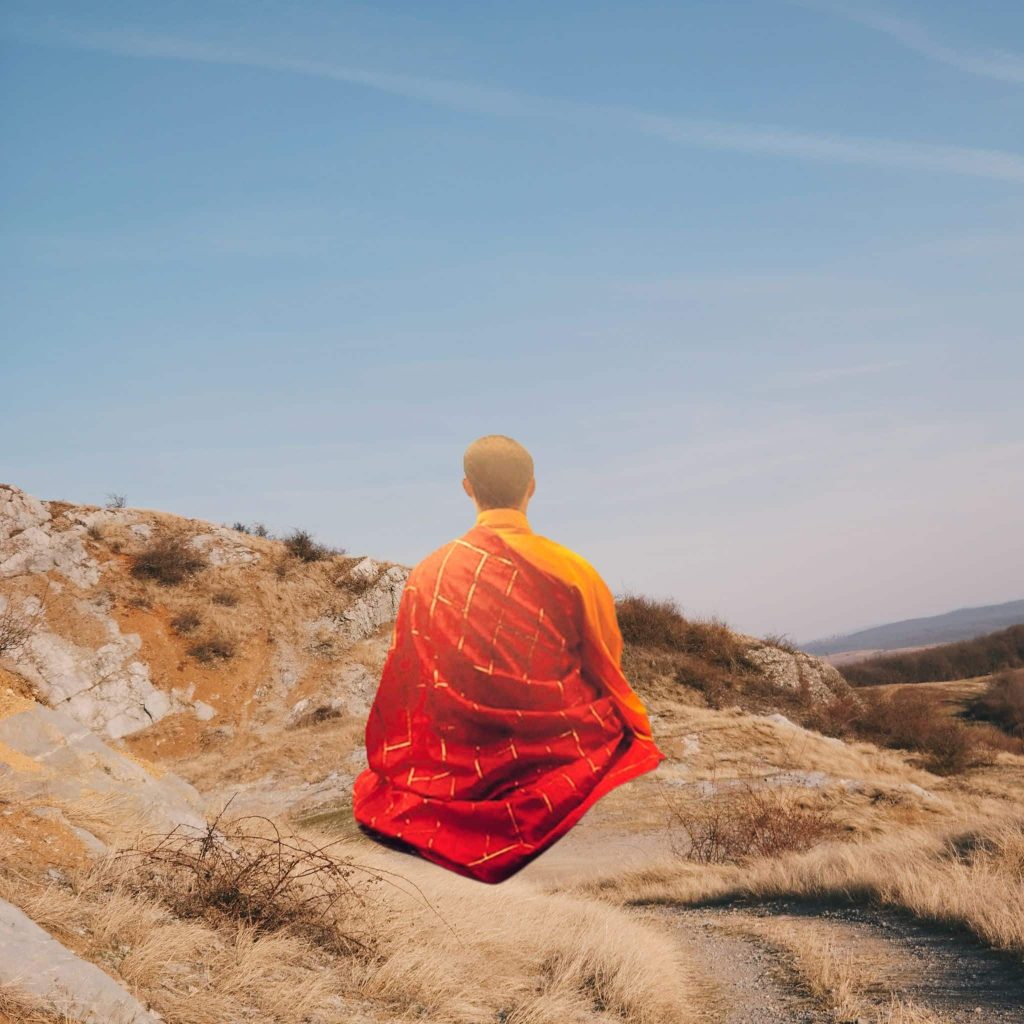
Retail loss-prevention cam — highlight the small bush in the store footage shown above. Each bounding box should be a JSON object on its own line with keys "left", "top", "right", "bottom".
{"left": 132, "top": 533, "right": 207, "bottom": 586}
{"left": 283, "top": 528, "right": 342, "bottom": 563}
{"left": 171, "top": 610, "right": 202, "bottom": 635}
{"left": 212, "top": 590, "right": 239, "bottom": 607}
{"left": 188, "top": 637, "right": 235, "bottom": 663}
{"left": 972, "top": 670, "right": 1024, "bottom": 738}
{"left": 105, "top": 492, "right": 127, "bottom": 509}
{"left": 123, "top": 812, "right": 380, "bottom": 954}
{"left": 664, "top": 781, "right": 839, "bottom": 864}
{"left": 850, "top": 689, "right": 987, "bottom": 775}
{"left": 86, "top": 523, "right": 104, "bottom": 541}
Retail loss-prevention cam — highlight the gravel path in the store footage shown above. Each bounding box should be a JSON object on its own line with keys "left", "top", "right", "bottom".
{"left": 652, "top": 901, "right": 1024, "bottom": 1024}
{"left": 750, "top": 900, "right": 1024, "bottom": 1024}
{"left": 666, "top": 908, "right": 830, "bottom": 1024}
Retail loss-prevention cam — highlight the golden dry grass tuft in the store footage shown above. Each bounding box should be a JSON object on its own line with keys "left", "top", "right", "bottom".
{"left": 0, "top": 986, "right": 83, "bottom": 1024}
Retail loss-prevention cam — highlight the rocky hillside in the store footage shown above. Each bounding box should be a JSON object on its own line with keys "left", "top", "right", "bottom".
{"left": 3, "top": 484, "right": 1022, "bottom": 1024}
{"left": 0, "top": 484, "right": 850, "bottom": 804}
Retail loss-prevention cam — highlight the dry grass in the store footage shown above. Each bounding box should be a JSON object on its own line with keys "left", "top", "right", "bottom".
{"left": 0, "top": 770, "right": 697, "bottom": 1024}
{"left": 187, "top": 635, "right": 236, "bottom": 664}
{"left": 170, "top": 609, "right": 202, "bottom": 634}
{"left": 662, "top": 780, "right": 840, "bottom": 863}
{"left": 0, "top": 986, "right": 83, "bottom": 1024}
{"left": 584, "top": 815, "right": 1024, "bottom": 958}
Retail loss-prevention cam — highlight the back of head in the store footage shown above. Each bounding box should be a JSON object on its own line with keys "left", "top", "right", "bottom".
{"left": 463, "top": 435, "right": 534, "bottom": 510}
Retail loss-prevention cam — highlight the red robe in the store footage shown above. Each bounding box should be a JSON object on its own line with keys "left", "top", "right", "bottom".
{"left": 352, "top": 507, "right": 665, "bottom": 883}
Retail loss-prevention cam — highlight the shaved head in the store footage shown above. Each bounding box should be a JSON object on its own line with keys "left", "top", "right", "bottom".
{"left": 463, "top": 435, "right": 534, "bottom": 510}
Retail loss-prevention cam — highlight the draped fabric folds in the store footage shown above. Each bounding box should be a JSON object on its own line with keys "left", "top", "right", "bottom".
{"left": 351, "top": 508, "right": 665, "bottom": 883}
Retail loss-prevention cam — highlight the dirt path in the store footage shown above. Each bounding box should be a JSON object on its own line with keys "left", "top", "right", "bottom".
{"left": 664, "top": 908, "right": 830, "bottom": 1024}
{"left": 523, "top": 813, "right": 1024, "bottom": 1024}
{"left": 750, "top": 900, "right": 1024, "bottom": 1023}
{"left": 649, "top": 902, "right": 1024, "bottom": 1024}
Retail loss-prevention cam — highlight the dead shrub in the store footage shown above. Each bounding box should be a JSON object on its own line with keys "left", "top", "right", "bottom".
{"left": 616, "top": 593, "right": 750, "bottom": 670}
{"left": 211, "top": 590, "right": 239, "bottom": 607}
{"left": 851, "top": 689, "right": 987, "bottom": 775}
{"left": 0, "top": 599, "right": 42, "bottom": 658}
{"left": 763, "top": 632, "right": 799, "bottom": 654}
{"left": 800, "top": 688, "right": 863, "bottom": 737}
{"left": 972, "top": 669, "right": 1024, "bottom": 738}
{"left": 672, "top": 656, "right": 741, "bottom": 709}
{"left": 170, "top": 611, "right": 202, "bottom": 635}
{"left": 131, "top": 533, "right": 207, "bottom": 586}
{"left": 188, "top": 637, "right": 235, "bottom": 664}
{"left": 663, "top": 781, "right": 840, "bottom": 864}
{"left": 121, "top": 813, "right": 381, "bottom": 955}
{"left": 290, "top": 704, "right": 344, "bottom": 729}
{"left": 283, "top": 529, "right": 342, "bottom": 564}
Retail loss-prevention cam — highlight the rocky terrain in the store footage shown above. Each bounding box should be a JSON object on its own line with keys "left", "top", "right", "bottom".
{"left": 1, "top": 482, "right": 1021, "bottom": 1024}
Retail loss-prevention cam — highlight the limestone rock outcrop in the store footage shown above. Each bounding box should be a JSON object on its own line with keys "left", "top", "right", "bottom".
{"left": 742, "top": 637, "right": 850, "bottom": 701}
{"left": 0, "top": 485, "right": 99, "bottom": 588}
{"left": 0, "top": 898, "right": 161, "bottom": 1024}
{"left": 0, "top": 692, "right": 205, "bottom": 834}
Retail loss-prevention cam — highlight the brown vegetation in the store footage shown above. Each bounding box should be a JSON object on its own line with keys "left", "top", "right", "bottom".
{"left": 124, "top": 812, "right": 382, "bottom": 955}
{"left": 0, "top": 987, "right": 81, "bottom": 1024}
{"left": 800, "top": 685, "right": 1022, "bottom": 774}
{"left": 187, "top": 636, "right": 235, "bottom": 664}
{"left": 662, "top": 780, "right": 840, "bottom": 863}
{"left": 616, "top": 594, "right": 750, "bottom": 669}
{"left": 170, "top": 610, "right": 202, "bottom": 635}
{"left": 971, "top": 669, "right": 1024, "bottom": 737}
{"left": 132, "top": 533, "right": 208, "bottom": 586}
{"left": 840, "top": 624, "right": 1024, "bottom": 686}
{"left": 283, "top": 529, "right": 343, "bottom": 564}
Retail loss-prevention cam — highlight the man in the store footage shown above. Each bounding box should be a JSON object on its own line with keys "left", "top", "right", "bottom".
{"left": 352, "top": 435, "right": 665, "bottom": 883}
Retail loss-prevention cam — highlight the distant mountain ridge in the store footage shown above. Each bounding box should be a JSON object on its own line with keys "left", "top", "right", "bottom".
{"left": 804, "top": 599, "right": 1024, "bottom": 657}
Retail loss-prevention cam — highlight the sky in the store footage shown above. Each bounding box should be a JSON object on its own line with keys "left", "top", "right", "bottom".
{"left": 2, "top": 1, "right": 1022, "bottom": 643}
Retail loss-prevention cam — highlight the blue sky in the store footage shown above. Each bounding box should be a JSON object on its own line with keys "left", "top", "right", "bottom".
{"left": 2, "top": 1, "right": 1022, "bottom": 641}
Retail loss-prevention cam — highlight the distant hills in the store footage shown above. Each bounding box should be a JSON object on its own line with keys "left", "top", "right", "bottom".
{"left": 804, "top": 599, "right": 1024, "bottom": 657}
